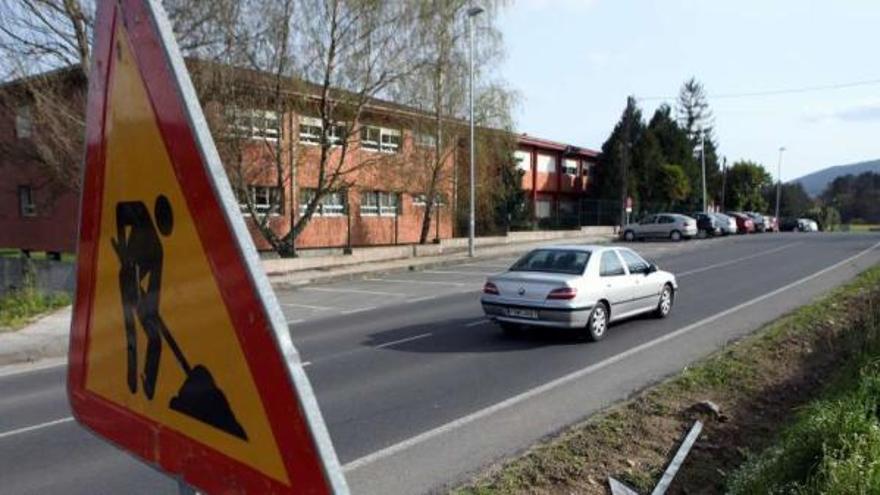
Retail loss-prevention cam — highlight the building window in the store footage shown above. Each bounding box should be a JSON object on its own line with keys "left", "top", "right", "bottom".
{"left": 536, "top": 154, "right": 556, "bottom": 173}
{"left": 227, "top": 108, "right": 280, "bottom": 140}
{"left": 360, "top": 191, "right": 399, "bottom": 216}
{"left": 559, "top": 199, "right": 577, "bottom": 215}
{"left": 18, "top": 186, "right": 36, "bottom": 217}
{"left": 582, "top": 161, "right": 596, "bottom": 180}
{"left": 514, "top": 150, "right": 530, "bottom": 171}
{"left": 360, "top": 125, "right": 400, "bottom": 153}
{"left": 299, "top": 116, "right": 345, "bottom": 146}
{"left": 535, "top": 198, "right": 552, "bottom": 218}
{"left": 563, "top": 158, "right": 578, "bottom": 176}
{"left": 16, "top": 105, "right": 32, "bottom": 139}
{"left": 412, "top": 193, "right": 446, "bottom": 207}
{"left": 239, "top": 185, "right": 282, "bottom": 215}
{"left": 415, "top": 132, "right": 436, "bottom": 149}
{"left": 299, "top": 188, "right": 346, "bottom": 217}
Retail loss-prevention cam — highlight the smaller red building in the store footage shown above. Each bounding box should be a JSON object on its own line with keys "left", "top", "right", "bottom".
{"left": 514, "top": 134, "right": 599, "bottom": 223}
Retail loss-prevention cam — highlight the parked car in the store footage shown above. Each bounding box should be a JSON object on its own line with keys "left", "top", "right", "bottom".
{"left": 797, "top": 218, "right": 819, "bottom": 232}
{"left": 727, "top": 212, "right": 755, "bottom": 234}
{"left": 711, "top": 212, "right": 738, "bottom": 235}
{"left": 690, "top": 212, "right": 722, "bottom": 236}
{"left": 621, "top": 213, "right": 698, "bottom": 242}
{"left": 481, "top": 246, "right": 678, "bottom": 341}
{"left": 745, "top": 212, "right": 767, "bottom": 232}
{"left": 764, "top": 215, "right": 779, "bottom": 232}
{"left": 780, "top": 217, "right": 800, "bottom": 231}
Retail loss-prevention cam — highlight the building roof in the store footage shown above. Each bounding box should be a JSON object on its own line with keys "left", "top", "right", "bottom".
{"left": 517, "top": 133, "right": 599, "bottom": 158}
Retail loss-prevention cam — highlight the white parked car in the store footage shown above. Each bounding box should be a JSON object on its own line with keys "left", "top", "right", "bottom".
{"left": 481, "top": 246, "right": 678, "bottom": 341}
{"left": 797, "top": 218, "right": 819, "bottom": 232}
{"left": 622, "top": 213, "right": 698, "bottom": 242}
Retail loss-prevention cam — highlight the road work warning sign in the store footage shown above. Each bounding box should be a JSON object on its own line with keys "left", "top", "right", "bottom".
{"left": 67, "top": 1, "right": 348, "bottom": 493}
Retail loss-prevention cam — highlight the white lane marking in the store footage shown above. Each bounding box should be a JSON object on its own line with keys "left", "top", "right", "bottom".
{"left": 302, "top": 361, "right": 312, "bottom": 368}
{"left": 0, "top": 417, "right": 75, "bottom": 440}
{"left": 342, "top": 240, "right": 880, "bottom": 473}
{"left": 465, "top": 319, "right": 488, "bottom": 328}
{"left": 302, "top": 287, "right": 406, "bottom": 296}
{"left": 0, "top": 358, "right": 67, "bottom": 379}
{"left": 375, "top": 333, "right": 433, "bottom": 349}
{"left": 677, "top": 242, "right": 801, "bottom": 277}
{"left": 341, "top": 306, "right": 376, "bottom": 315}
{"left": 281, "top": 302, "right": 335, "bottom": 310}
{"left": 422, "top": 270, "right": 497, "bottom": 276}
{"left": 287, "top": 319, "right": 305, "bottom": 325}
{"left": 407, "top": 295, "right": 438, "bottom": 303}
{"left": 366, "top": 278, "right": 467, "bottom": 287}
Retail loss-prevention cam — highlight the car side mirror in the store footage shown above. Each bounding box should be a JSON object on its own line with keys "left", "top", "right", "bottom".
{"left": 646, "top": 264, "right": 658, "bottom": 275}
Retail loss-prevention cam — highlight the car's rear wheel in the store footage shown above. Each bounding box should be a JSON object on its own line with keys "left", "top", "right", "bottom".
{"left": 655, "top": 284, "right": 674, "bottom": 318}
{"left": 624, "top": 230, "right": 635, "bottom": 242}
{"left": 670, "top": 230, "right": 682, "bottom": 242}
{"left": 584, "top": 303, "right": 609, "bottom": 342}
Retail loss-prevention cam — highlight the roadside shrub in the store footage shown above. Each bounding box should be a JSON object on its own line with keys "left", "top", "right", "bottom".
{"left": 727, "top": 360, "right": 880, "bottom": 494}
{"left": 0, "top": 287, "right": 70, "bottom": 330}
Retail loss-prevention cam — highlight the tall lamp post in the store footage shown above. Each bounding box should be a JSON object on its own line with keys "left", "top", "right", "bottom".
{"left": 700, "top": 131, "right": 707, "bottom": 212}
{"left": 775, "top": 146, "right": 786, "bottom": 226}
{"left": 467, "top": 5, "right": 483, "bottom": 257}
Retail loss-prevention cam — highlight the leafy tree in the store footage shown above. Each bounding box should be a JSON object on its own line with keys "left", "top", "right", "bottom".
{"left": 657, "top": 163, "right": 690, "bottom": 209}
{"left": 762, "top": 182, "right": 814, "bottom": 218}
{"left": 596, "top": 96, "right": 644, "bottom": 223}
{"left": 820, "top": 172, "right": 880, "bottom": 223}
{"left": 726, "top": 160, "right": 772, "bottom": 212}
{"left": 632, "top": 128, "right": 665, "bottom": 209}
{"left": 676, "top": 78, "right": 721, "bottom": 208}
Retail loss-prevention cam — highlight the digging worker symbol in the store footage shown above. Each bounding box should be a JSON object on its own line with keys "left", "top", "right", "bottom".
{"left": 111, "top": 195, "right": 248, "bottom": 440}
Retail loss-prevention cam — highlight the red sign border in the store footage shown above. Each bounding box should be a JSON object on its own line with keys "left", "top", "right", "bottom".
{"left": 67, "top": 1, "right": 343, "bottom": 493}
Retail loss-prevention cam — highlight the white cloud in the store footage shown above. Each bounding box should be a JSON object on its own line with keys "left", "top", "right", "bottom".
{"left": 805, "top": 100, "right": 880, "bottom": 123}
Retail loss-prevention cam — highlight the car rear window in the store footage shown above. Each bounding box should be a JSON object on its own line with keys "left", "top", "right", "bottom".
{"left": 510, "top": 249, "right": 590, "bottom": 275}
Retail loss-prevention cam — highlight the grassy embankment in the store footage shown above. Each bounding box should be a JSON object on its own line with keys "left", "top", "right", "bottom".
{"left": 455, "top": 264, "right": 880, "bottom": 494}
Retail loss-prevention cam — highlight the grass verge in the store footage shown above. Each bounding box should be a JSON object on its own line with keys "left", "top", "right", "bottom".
{"left": 0, "top": 288, "right": 71, "bottom": 332}
{"left": 454, "top": 263, "right": 880, "bottom": 495}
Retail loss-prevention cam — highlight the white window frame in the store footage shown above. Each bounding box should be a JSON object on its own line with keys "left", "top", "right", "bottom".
{"left": 412, "top": 193, "right": 428, "bottom": 207}
{"left": 536, "top": 154, "right": 557, "bottom": 173}
{"left": 379, "top": 192, "right": 399, "bottom": 216}
{"left": 16, "top": 105, "right": 32, "bottom": 139}
{"left": 535, "top": 198, "right": 552, "bottom": 219}
{"left": 299, "top": 116, "right": 345, "bottom": 146}
{"left": 227, "top": 108, "right": 280, "bottom": 141}
{"left": 360, "top": 191, "right": 379, "bottom": 216}
{"left": 299, "top": 188, "right": 346, "bottom": 217}
{"left": 19, "top": 185, "right": 35, "bottom": 217}
{"left": 239, "top": 185, "right": 282, "bottom": 216}
{"left": 581, "top": 161, "right": 593, "bottom": 178}
{"left": 563, "top": 158, "right": 578, "bottom": 176}
{"left": 361, "top": 125, "right": 401, "bottom": 153}
{"left": 514, "top": 150, "right": 531, "bottom": 171}
{"left": 415, "top": 132, "right": 436, "bottom": 149}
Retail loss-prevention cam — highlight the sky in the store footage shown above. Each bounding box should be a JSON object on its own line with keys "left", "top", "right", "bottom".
{"left": 495, "top": 0, "right": 880, "bottom": 181}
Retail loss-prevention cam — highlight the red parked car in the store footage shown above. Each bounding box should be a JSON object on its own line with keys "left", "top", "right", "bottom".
{"left": 727, "top": 212, "right": 755, "bottom": 234}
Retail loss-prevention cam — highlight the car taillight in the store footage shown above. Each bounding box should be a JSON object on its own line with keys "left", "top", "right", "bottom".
{"left": 483, "top": 282, "right": 499, "bottom": 295}
{"left": 547, "top": 287, "right": 577, "bottom": 300}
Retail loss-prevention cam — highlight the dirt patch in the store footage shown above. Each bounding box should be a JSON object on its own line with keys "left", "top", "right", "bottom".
{"left": 455, "top": 265, "right": 880, "bottom": 495}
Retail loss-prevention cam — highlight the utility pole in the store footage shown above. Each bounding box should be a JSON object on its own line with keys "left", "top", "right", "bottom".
{"left": 700, "top": 131, "right": 707, "bottom": 212}
{"left": 467, "top": 5, "right": 484, "bottom": 257}
{"left": 720, "top": 157, "right": 727, "bottom": 211}
{"left": 775, "top": 146, "right": 786, "bottom": 223}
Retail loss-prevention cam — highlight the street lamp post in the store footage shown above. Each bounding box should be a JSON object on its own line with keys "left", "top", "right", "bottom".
{"left": 467, "top": 5, "right": 483, "bottom": 257}
{"left": 775, "top": 146, "right": 786, "bottom": 225}
{"left": 700, "top": 131, "right": 707, "bottom": 212}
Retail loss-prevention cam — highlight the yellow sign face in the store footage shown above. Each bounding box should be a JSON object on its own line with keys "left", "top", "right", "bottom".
{"left": 84, "top": 24, "right": 288, "bottom": 484}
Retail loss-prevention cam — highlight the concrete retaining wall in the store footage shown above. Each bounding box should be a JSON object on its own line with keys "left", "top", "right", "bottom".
{"left": 0, "top": 258, "right": 75, "bottom": 296}
{"left": 263, "top": 227, "right": 616, "bottom": 276}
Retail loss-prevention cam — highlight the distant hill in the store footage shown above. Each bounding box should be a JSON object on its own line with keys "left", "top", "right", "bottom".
{"left": 794, "top": 159, "right": 880, "bottom": 196}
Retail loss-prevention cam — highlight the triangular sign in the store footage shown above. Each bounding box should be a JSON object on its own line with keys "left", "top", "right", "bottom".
{"left": 67, "top": 1, "right": 348, "bottom": 493}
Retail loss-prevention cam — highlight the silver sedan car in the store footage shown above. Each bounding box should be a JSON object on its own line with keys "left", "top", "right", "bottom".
{"left": 481, "top": 245, "right": 678, "bottom": 341}
{"left": 622, "top": 213, "right": 698, "bottom": 242}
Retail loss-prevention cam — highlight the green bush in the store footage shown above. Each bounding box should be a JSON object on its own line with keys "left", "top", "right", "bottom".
{"left": 0, "top": 288, "right": 71, "bottom": 330}
{"left": 728, "top": 361, "right": 880, "bottom": 494}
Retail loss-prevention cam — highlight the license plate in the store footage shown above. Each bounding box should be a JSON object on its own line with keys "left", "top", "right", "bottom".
{"left": 507, "top": 308, "right": 538, "bottom": 319}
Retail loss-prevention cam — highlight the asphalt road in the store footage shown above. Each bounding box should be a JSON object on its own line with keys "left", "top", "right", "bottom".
{"left": 1, "top": 233, "right": 879, "bottom": 494}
